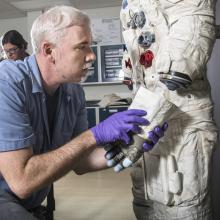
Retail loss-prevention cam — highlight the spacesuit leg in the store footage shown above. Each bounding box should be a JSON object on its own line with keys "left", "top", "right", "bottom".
{"left": 131, "top": 120, "right": 217, "bottom": 220}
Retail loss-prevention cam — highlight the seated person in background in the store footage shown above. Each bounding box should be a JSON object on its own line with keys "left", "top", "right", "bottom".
{"left": 0, "top": 48, "right": 5, "bottom": 62}
{"left": 1, "top": 30, "right": 29, "bottom": 61}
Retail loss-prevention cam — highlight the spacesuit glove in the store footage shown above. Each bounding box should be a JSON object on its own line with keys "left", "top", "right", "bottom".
{"left": 91, "top": 109, "right": 149, "bottom": 146}
{"left": 105, "top": 122, "right": 168, "bottom": 172}
{"left": 159, "top": 71, "right": 192, "bottom": 91}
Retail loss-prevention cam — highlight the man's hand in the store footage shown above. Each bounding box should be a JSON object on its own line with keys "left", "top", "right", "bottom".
{"left": 105, "top": 122, "right": 168, "bottom": 172}
{"left": 91, "top": 109, "right": 149, "bottom": 145}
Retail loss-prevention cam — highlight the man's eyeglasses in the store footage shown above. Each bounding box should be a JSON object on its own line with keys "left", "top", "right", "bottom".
{"left": 4, "top": 47, "right": 19, "bottom": 55}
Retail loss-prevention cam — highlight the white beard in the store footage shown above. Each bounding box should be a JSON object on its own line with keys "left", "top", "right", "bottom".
{"left": 81, "top": 62, "right": 93, "bottom": 82}
{"left": 80, "top": 74, "right": 89, "bottom": 83}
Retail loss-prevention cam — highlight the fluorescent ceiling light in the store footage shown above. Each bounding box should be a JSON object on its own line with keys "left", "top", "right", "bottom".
{"left": 10, "top": 0, "right": 71, "bottom": 11}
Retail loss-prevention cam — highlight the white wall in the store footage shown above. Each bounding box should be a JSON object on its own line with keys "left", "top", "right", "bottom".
{"left": 84, "top": 6, "right": 121, "bottom": 18}
{"left": 0, "top": 17, "right": 27, "bottom": 38}
{"left": 0, "top": 17, "right": 28, "bottom": 48}
{"left": 26, "top": 10, "right": 42, "bottom": 51}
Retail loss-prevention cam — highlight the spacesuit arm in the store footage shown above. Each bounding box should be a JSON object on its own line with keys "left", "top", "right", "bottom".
{"left": 105, "top": 86, "right": 174, "bottom": 172}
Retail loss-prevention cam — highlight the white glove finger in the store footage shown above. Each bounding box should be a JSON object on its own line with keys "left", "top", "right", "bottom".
{"left": 122, "top": 157, "right": 133, "bottom": 168}
{"left": 107, "top": 159, "right": 117, "bottom": 167}
{"left": 114, "top": 163, "right": 125, "bottom": 172}
{"left": 106, "top": 152, "right": 125, "bottom": 167}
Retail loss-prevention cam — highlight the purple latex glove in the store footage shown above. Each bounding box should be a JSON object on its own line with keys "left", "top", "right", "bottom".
{"left": 105, "top": 122, "right": 168, "bottom": 172}
{"left": 143, "top": 122, "right": 168, "bottom": 151}
{"left": 91, "top": 109, "right": 149, "bottom": 145}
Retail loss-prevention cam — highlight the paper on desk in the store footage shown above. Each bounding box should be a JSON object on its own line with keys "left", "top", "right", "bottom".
{"left": 98, "top": 93, "right": 132, "bottom": 107}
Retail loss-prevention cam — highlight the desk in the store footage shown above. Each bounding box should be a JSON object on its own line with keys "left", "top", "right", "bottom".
{"left": 86, "top": 103, "right": 129, "bottom": 128}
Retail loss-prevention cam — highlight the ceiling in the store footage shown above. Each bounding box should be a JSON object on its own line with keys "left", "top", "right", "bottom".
{"left": 0, "top": 0, "right": 122, "bottom": 19}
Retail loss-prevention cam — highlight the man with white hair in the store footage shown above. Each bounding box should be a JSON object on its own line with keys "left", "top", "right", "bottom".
{"left": 0, "top": 5, "right": 166, "bottom": 220}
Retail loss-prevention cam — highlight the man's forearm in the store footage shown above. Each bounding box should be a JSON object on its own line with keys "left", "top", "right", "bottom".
{"left": 0, "top": 108, "right": 149, "bottom": 199}
{"left": 73, "top": 148, "right": 107, "bottom": 175}
{"left": 2, "top": 130, "right": 97, "bottom": 199}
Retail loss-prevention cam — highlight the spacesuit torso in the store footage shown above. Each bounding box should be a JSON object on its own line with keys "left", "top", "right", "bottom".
{"left": 120, "top": 0, "right": 218, "bottom": 219}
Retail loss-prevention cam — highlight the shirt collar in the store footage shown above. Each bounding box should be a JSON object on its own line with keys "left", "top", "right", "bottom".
{"left": 24, "top": 54, "right": 73, "bottom": 102}
{"left": 24, "top": 54, "right": 44, "bottom": 94}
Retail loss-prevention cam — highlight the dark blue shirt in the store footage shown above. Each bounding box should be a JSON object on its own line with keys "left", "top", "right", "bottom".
{"left": 0, "top": 55, "right": 88, "bottom": 209}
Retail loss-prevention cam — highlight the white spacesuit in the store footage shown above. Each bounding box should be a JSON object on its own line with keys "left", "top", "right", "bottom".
{"left": 118, "top": 0, "right": 218, "bottom": 219}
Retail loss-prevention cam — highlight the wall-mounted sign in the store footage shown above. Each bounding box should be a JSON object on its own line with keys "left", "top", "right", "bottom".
{"left": 91, "top": 17, "right": 122, "bottom": 44}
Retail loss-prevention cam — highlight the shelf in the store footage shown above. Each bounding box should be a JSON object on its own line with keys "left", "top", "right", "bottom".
{"left": 105, "top": 55, "right": 123, "bottom": 58}
{"left": 105, "top": 66, "right": 122, "bottom": 69}
{"left": 82, "top": 43, "right": 125, "bottom": 84}
{"left": 81, "top": 81, "right": 123, "bottom": 86}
